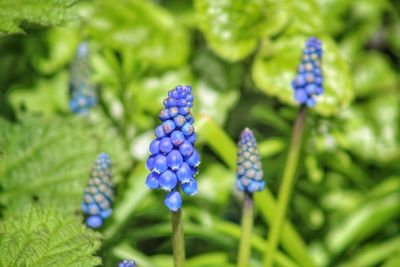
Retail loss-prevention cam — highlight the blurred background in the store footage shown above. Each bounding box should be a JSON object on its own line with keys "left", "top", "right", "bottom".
{"left": 0, "top": 0, "right": 399, "bottom": 266}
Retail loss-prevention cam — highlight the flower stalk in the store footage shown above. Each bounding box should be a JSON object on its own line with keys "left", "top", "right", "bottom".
{"left": 171, "top": 206, "right": 186, "bottom": 267}
{"left": 263, "top": 106, "right": 307, "bottom": 267}
{"left": 237, "top": 192, "right": 254, "bottom": 267}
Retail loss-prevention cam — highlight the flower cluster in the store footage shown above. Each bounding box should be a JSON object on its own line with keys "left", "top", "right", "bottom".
{"left": 146, "top": 85, "right": 200, "bottom": 212}
{"left": 69, "top": 42, "right": 98, "bottom": 114}
{"left": 118, "top": 260, "right": 136, "bottom": 267}
{"left": 82, "top": 153, "right": 114, "bottom": 228}
{"left": 236, "top": 128, "right": 265, "bottom": 193}
{"left": 291, "top": 37, "right": 323, "bottom": 107}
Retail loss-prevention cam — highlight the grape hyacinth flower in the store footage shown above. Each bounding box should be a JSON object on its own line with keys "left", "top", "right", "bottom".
{"left": 236, "top": 128, "right": 264, "bottom": 266}
{"left": 146, "top": 85, "right": 200, "bottom": 212}
{"left": 82, "top": 153, "right": 114, "bottom": 229}
{"left": 69, "top": 42, "right": 98, "bottom": 114}
{"left": 118, "top": 260, "right": 137, "bottom": 267}
{"left": 291, "top": 37, "right": 323, "bottom": 107}
{"left": 236, "top": 128, "right": 265, "bottom": 193}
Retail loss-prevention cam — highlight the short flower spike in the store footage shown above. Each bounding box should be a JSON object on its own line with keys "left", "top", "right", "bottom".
{"left": 236, "top": 128, "right": 265, "bottom": 193}
{"left": 291, "top": 37, "right": 323, "bottom": 107}
{"left": 146, "top": 85, "right": 200, "bottom": 212}
{"left": 118, "top": 260, "right": 137, "bottom": 267}
{"left": 82, "top": 153, "right": 114, "bottom": 228}
{"left": 69, "top": 42, "right": 98, "bottom": 114}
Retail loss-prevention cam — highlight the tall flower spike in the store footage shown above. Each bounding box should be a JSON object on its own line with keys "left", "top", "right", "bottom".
{"left": 118, "top": 260, "right": 137, "bottom": 267}
{"left": 236, "top": 128, "right": 265, "bottom": 193}
{"left": 146, "top": 85, "right": 200, "bottom": 212}
{"left": 291, "top": 37, "right": 323, "bottom": 107}
{"left": 69, "top": 42, "right": 98, "bottom": 114}
{"left": 82, "top": 153, "right": 114, "bottom": 228}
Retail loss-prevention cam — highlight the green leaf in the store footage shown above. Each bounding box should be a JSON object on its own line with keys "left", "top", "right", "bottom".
{"left": 0, "top": 115, "right": 130, "bottom": 217}
{"left": 252, "top": 35, "right": 354, "bottom": 116}
{"left": 326, "top": 194, "right": 400, "bottom": 257}
{"left": 104, "top": 164, "right": 149, "bottom": 239}
{"left": 9, "top": 72, "right": 69, "bottom": 115}
{"left": 0, "top": 206, "right": 101, "bottom": 267}
{"left": 88, "top": 0, "right": 189, "bottom": 69}
{"left": 341, "top": 92, "right": 400, "bottom": 163}
{"left": 352, "top": 52, "right": 398, "bottom": 97}
{"left": 340, "top": 236, "right": 400, "bottom": 267}
{"left": 0, "top": 0, "right": 79, "bottom": 36}
{"left": 194, "top": 0, "right": 265, "bottom": 61}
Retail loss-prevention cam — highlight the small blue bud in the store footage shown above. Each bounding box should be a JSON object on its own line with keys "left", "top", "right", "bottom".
{"left": 159, "top": 109, "right": 170, "bottom": 121}
{"left": 159, "top": 170, "right": 178, "bottom": 191}
{"left": 170, "top": 130, "right": 185, "bottom": 146}
{"left": 159, "top": 137, "right": 173, "bottom": 154}
{"left": 167, "top": 150, "right": 183, "bottom": 170}
{"left": 155, "top": 125, "right": 165, "bottom": 138}
{"left": 118, "top": 259, "right": 137, "bottom": 267}
{"left": 146, "top": 156, "right": 155, "bottom": 171}
{"left": 86, "top": 215, "right": 103, "bottom": 229}
{"left": 164, "top": 191, "right": 182, "bottom": 211}
{"left": 186, "top": 150, "right": 200, "bottom": 167}
{"left": 162, "top": 120, "right": 176, "bottom": 135}
{"left": 176, "top": 163, "right": 192, "bottom": 183}
{"left": 182, "top": 178, "right": 198, "bottom": 196}
{"left": 181, "top": 123, "right": 194, "bottom": 136}
{"left": 146, "top": 172, "right": 160, "bottom": 189}
{"left": 174, "top": 115, "right": 186, "bottom": 128}
{"left": 153, "top": 154, "right": 168, "bottom": 174}
{"left": 149, "top": 139, "right": 160, "bottom": 155}
{"left": 179, "top": 141, "right": 194, "bottom": 157}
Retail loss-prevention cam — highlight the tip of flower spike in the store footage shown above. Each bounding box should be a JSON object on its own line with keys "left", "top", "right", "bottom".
{"left": 292, "top": 37, "right": 323, "bottom": 107}
{"left": 118, "top": 260, "right": 137, "bottom": 267}
{"left": 236, "top": 128, "right": 265, "bottom": 193}
{"left": 77, "top": 42, "right": 89, "bottom": 57}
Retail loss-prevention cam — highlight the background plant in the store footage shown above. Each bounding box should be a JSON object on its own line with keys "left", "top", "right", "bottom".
{"left": 0, "top": 0, "right": 399, "bottom": 266}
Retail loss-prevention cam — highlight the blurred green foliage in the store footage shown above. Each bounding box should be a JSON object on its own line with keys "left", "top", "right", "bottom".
{"left": 0, "top": 0, "right": 399, "bottom": 266}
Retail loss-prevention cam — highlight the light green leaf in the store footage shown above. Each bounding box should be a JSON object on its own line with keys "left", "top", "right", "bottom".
{"left": 88, "top": 0, "right": 189, "bottom": 69}
{"left": 0, "top": 0, "right": 79, "bottom": 35}
{"left": 352, "top": 52, "right": 398, "bottom": 97}
{"left": 341, "top": 92, "right": 400, "bottom": 163}
{"left": 0, "top": 206, "right": 101, "bottom": 267}
{"left": 9, "top": 72, "right": 69, "bottom": 115}
{"left": 0, "top": 115, "right": 130, "bottom": 217}
{"left": 252, "top": 35, "right": 353, "bottom": 116}
{"left": 326, "top": 194, "right": 400, "bottom": 257}
{"left": 340, "top": 236, "right": 400, "bottom": 267}
{"left": 194, "top": 0, "right": 265, "bottom": 61}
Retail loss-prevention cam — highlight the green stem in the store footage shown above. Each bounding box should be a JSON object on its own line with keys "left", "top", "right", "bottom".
{"left": 237, "top": 192, "right": 254, "bottom": 267}
{"left": 171, "top": 209, "right": 186, "bottom": 267}
{"left": 264, "top": 107, "right": 307, "bottom": 267}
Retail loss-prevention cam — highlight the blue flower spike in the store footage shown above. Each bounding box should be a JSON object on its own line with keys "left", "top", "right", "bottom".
{"left": 146, "top": 85, "right": 200, "bottom": 212}
{"left": 118, "top": 260, "right": 137, "bottom": 267}
{"left": 82, "top": 153, "right": 114, "bottom": 229}
{"left": 236, "top": 128, "right": 265, "bottom": 193}
{"left": 291, "top": 37, "right": 323, "bottom": 107}
{"left": 69, "top": 41, "right": 98, "bottom": 114}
